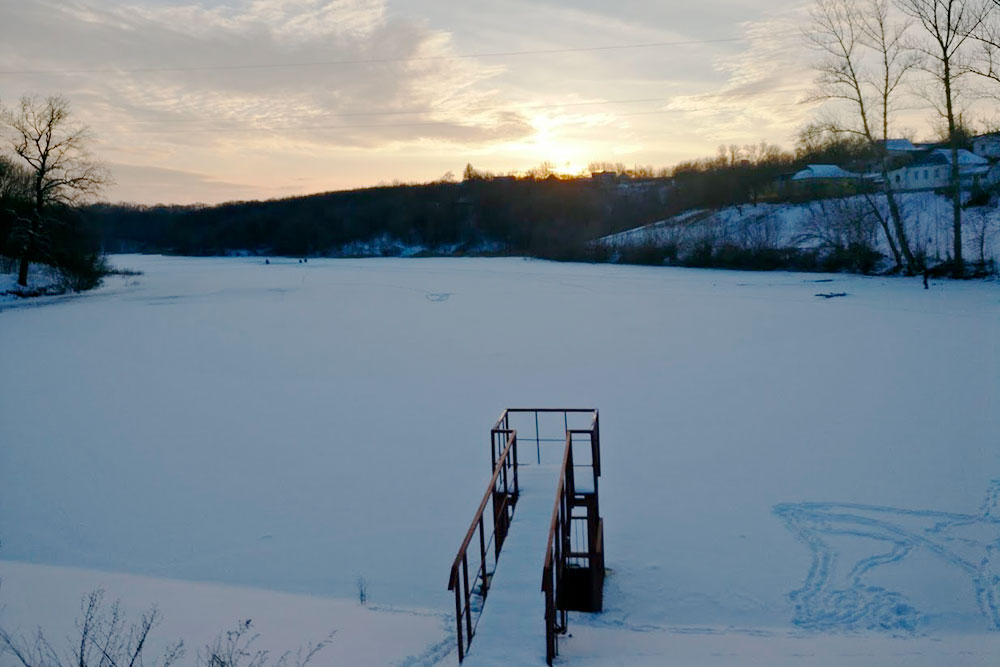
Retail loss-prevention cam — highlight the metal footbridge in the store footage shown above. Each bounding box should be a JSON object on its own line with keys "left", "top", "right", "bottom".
{"left": 447, "top": 409, "right": 605, "bottom": 665}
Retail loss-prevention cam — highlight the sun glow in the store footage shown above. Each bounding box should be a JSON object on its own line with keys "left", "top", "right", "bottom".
{"left": 553, "top": 160, "right": 589, "bottom": 177}
{"left": 496, "top": 112, "right": 600, "bottom": 177}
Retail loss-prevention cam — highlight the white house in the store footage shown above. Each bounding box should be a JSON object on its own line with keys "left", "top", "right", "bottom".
{"left": 885, "top": 149, "right": 989, "bottom": 191}
{"left": 972, "top": 133, "right": 1000, "bottom": 160}
{"left": 885, "top": 152, "right": 949, "bottom": 190}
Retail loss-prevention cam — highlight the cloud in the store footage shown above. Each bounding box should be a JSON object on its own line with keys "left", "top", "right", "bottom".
{"left": 0, "top": 0, "right": 834, "bottom": 203}
{"left": 0, "top": 0, "right": 533, "bottom": 151}
{"left": 657, "top": 6, "right": 818, "bottom": 146}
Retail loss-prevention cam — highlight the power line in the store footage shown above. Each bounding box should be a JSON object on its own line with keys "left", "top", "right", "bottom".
{"left": 0, "top": 36, "right": 759, "bottom": 76}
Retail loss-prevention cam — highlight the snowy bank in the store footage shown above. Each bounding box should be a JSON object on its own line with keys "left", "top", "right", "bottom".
{"left": 597, "top": 192, "right": 1000, "bottom": 269}
{"left": 0, "top": 561, "right": 450, "bottom": 666}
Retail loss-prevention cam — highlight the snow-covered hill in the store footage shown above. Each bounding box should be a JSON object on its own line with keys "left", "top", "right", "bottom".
{"left": 598, "top": 192, "right": 1000, "bottom": 269}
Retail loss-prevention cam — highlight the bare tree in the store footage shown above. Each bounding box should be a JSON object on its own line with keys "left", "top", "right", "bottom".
{"left": 895, "top": 0, "right": 993, "bottom": 276}
{"left": 964, "top": 204, "right": 998, "bottom": 265}
{"left": 0, "top": 156, "right": 30, "bottom": 264}
{"left": 806, "top": 0, "right": 921, "bottom": 272}
{"left": 967, "top": 1, "right": 1000, "bottom": 86}
{"left": 1, "top": 95, "right": 109, "bottom": 286}
{"left": 796, "top": 195, "right": 881, "bottom": 251}
{"left": 0, "top": 155, "right": 30, "bottom": 202}
{"left": 0, "top": 589, "right": 184, "bottom": 667}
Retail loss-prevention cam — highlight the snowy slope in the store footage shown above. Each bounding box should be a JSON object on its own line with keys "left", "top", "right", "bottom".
{"left": 598, "top": 192, "right": 1000, "bottom": 265}
{"left": 1, "top": 256, "right": 998, "bottom": 664}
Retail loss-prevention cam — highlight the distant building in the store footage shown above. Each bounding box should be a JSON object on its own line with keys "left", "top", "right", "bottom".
{"left": 791, "top": 164, "right": 859, "bottom": 181}
{"left": 972, "top": 133, "right": 1000, "bottom": 160}
{"left": 885, "top": 149, "right": 989, "bottom": 191}
{"left": 880, "top": 138, "right": 922, "bottom": 157}
{"left": 787, "top": 165, "right": 866, "bottom": 197}
{"left": 885, "top": 151, "right": 949, "bottom": 190}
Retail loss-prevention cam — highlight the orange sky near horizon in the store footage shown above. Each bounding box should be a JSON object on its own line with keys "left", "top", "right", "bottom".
{"left": 0, "top": 0, "right": 985, "bottom": 205}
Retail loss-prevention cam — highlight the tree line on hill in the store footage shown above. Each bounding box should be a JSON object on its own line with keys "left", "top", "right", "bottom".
{"left": 80, "top": 132, "right": 935, "bottom": 266}
{"left": 73, "top": 139, "right": 856, "bottom": 264}
{"left": 85, "top": 171, "right": 673, "bottom": 261}
{"left": 64, "top": 126, "right": 996, "bottom": 275}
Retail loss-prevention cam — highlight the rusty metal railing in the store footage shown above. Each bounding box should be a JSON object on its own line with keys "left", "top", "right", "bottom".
{"left": 493, "top": 409, "right": 600, "bottom": 466}
{"left": 449, "top": 408, "right": 601, "bottom": 664}
{"left": 447, "top": 426, "right": 519, "bottom": 662}
{"left": 541, "top": 411, "right": 602, "bottom": 665}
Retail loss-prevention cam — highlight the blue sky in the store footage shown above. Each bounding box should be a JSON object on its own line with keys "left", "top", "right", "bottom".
{"left": 0, "top": 0, "right": 826, "bottom": 204}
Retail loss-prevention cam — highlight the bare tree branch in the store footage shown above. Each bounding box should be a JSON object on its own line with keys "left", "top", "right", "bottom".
{"left": 807, "top": 0, "right": 920, "bottom": 271}
{"left": 0, "top": 589, "right": 183, "bottom": 667}
{"left": 0, "top": 94, "right": 112, "bottom": 287}
{"left": 894, "top": 0, "right": 994, "bottom": 275}
{"left": 967, "top": 0, "right": 1000, "bottom": 86}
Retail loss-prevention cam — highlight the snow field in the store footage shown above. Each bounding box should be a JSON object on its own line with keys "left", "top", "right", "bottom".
{"left": 1, "top": 255, "right": 998, "bottom": 664}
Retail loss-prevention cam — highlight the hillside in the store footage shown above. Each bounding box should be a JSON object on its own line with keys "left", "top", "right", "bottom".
{"left": 597, "top": 192, "right": 1000, "bottom": 273}
{"left": 86, "top": 177, "right": 671, "bottom": 260}
{"left": 69, "top": 178, "right": 1000, "bottom": 279}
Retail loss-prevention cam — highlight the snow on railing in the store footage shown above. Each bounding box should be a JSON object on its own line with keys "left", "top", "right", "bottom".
{"left": 447, "top": 426, "right": 519, "bottom": 662}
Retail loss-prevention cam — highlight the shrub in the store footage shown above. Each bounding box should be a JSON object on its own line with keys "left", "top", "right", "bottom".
{"left": 616, "top": 242, "right": 678, "bottom": 265}
{"left": 821, "top": 243, "right": 882, "bottom": 274}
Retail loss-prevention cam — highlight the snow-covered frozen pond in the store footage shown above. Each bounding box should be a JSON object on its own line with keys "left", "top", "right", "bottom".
{"left": 1, "top": 255, "right": 998, "bottom": 664}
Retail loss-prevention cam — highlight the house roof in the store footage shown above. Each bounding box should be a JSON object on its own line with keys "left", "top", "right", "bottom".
{"left": 881, "top": 138, "right": 919, "bottom": 152}
{"left": 894, "top": 149, "right": 991, "bottom": 176}
{"left": 791, "top": 164, "right": 857, "bottom": 180}
{"left": 930, "top": 148, "right": 989, "bottom": 166}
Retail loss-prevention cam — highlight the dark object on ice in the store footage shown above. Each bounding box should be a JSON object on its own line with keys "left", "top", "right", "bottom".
{"left": 923, "top": 268, "right": 929, "bottom": 289}
{"left": 304, "top": 257, "right": 308, "bottom": 263}
{"left": 265, "top": 259, "right": 269, "bottom": 264}
{"left": 925, "top": 261, "right": 958, "bottom": 280}
{"left": 815, "top": 292, "right": 847, "bottom": 299}
{"left": 298, "top": 259, "right": 302, "bottom": 263}
{"left": 809, "top": 278, "right": 835, "bottom": 283}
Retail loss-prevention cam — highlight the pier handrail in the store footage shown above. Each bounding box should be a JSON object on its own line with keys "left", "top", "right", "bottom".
{"left": 447, "top": 429, "right": 519, "bottom": 662}
{"left": 541, "top": 411, "right": 601, "bottom": 665}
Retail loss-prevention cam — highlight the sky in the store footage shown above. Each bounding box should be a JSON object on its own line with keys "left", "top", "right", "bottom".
{"left": 0, "top": 0, "right": 861, "bottom": 204}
